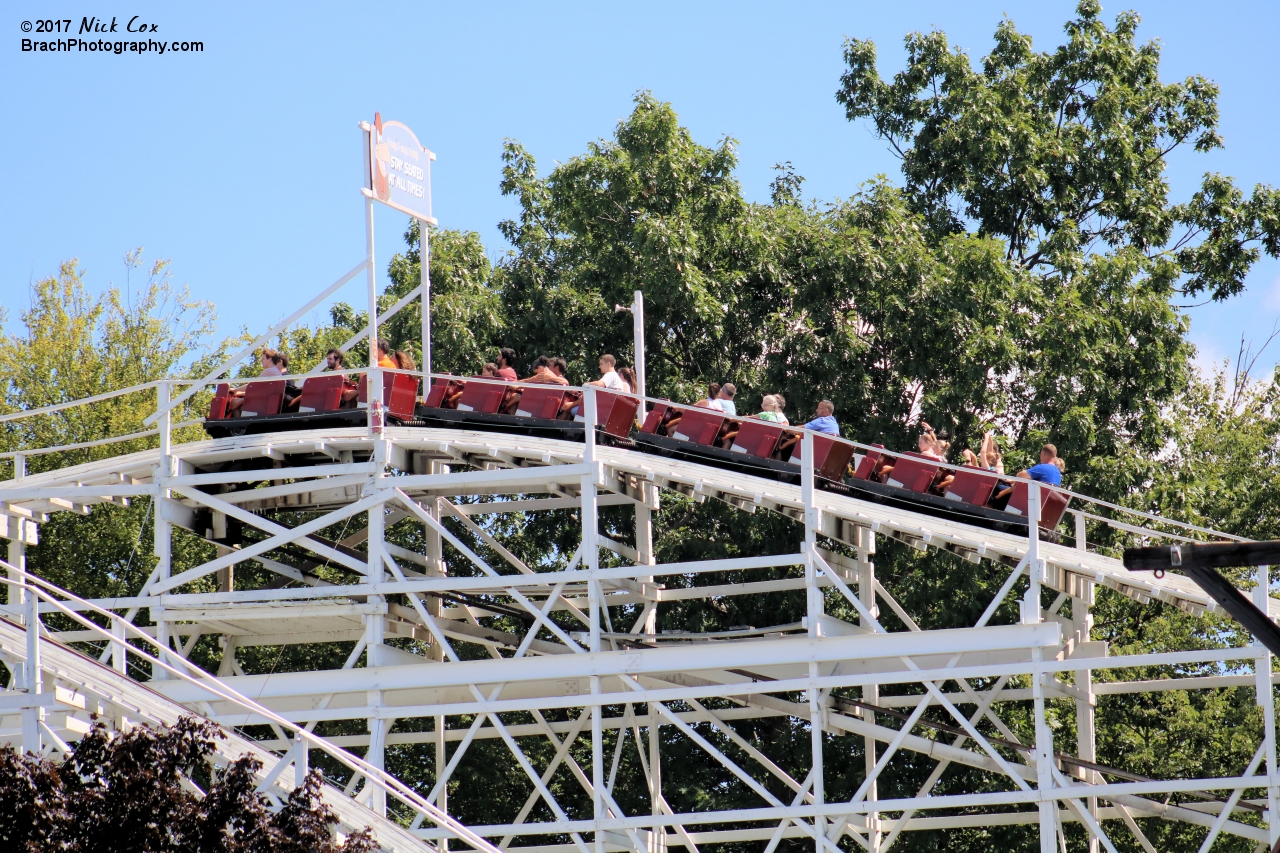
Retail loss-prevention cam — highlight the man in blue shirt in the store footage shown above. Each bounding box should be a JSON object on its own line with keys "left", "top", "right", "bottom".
{"left": 778, "top": 400, "right": 840, "bottom": 460}
{"left": 804, "top": 400, "right": 839, "bottom": 435}
{"left": 994, "top": 443, "right": 1062, "bottom": 504}
{"left": 714, "top": 383, "right": 738, "bottom": 417}
{"left": 1023, "top": 443, "right": 1063, "bottom": 486}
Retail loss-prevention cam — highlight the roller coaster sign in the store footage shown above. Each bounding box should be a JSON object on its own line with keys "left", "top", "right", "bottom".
{"left": 363, "top": 112, "right": 435, "bottom": 223}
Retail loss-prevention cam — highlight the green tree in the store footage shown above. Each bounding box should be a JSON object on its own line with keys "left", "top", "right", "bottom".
{"left": 836, "top": 0, "right": 1280, "bottom": 302}
{"left": 0, "top": 252, "right": 222, "bottom": 472}
{"left": 498, "top": 92, "right": 765, "bottom": 400}
{"left": 383, "top": 221, "right": 504, "bottom": 374}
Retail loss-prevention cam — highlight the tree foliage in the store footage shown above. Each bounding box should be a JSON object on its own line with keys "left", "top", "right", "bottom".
{"left": 0, "top": 717, "right": 375, "bottom": 853}
{"left": 0, "top": 252, "right": 223, "bottom": 474}
{"left": 836, "top": 0, "right": 1280, "bottom": 302}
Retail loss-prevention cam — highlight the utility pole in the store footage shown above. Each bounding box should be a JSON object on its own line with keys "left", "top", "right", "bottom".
{"left": 1124, "top": 541, "right": 1280, "bottom": 655}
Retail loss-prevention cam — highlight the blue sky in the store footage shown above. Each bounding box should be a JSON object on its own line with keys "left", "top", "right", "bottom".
{"left": 3, "top": 1, "right": 1277, "bottom": 375}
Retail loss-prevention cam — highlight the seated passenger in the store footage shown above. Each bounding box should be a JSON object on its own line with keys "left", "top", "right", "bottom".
{"left": 755, "top": 395, "right": 784, "bottom": 422}
{"left": 664, "top": 382, "right": 731, "bottom": 435}
{"left": 225, "top": 348, "right": 283, "bottom": 416}
{"left": 618, "top": 366, "right": 636, "bottom": 394}
{"left": 569, "top": 354, "right": 629, "bottom": 417}
{"left": 776, "top": 400, "right": 839, "bottom": 458}
{"left": 496, "top": 348, "right": 518, "bottom": 381}
{"left": 498, "top": 356, "right": 561, "bottom": 414}
{"left": 774, "top": 394, "right": 790, "bottom": 426}
{"left": 481, "top": 362, "right": 499, "bottom": 378}
{"left": 992, "top": 443, "right": 1063, "bottom": 504}
{"left": 918, "top": 424, "right": 955, "bottom": 493}
{"left": 375, "top": 338, "right": 396, "bottom": 369}
{"left": 917, "top": 422, "right": 946, "bottom": 461}
{"left": 804, "top": 400, "right": 839, "bottom": 435}
{"left": 694, "top": 383, "right": 721, "bottom": 409}
{"left": 320, "top": 349, "right": 360, "bottom": 408}
{"left": 394, "top": 350, "right": 416, "bottom": 371}
{"left": 522, "top": 355, "right": 569, "bottom": 385}
{"left": 588, "top": 354, "right": 628, "bottom": 391}
{"left": 664, "top": 383, "right": 712, "bottom": 434}
{"left": 714, "top": 383, "right": 737, "bottom": 417}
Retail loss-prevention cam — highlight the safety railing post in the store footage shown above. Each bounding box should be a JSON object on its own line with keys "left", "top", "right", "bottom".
{"left": 632, "top": 291, "right": 646, "bottom": 402}
{"left": 1255, "top": 563, "right": 1279, "bottom": 846}
{"left": 1023, "top": 481, "right": 1042, "bottom": 624}
{"left": 23, "top": 574, "right": 42, "bottom": 754}
{"left": 581, "top": 386, "right": 605, "bottom": 853}
{"left": 856, "top": 523, "right": 882, "bottom": 849}
{"left": 153, "top": 381, "right": 173, "bottom": 680}
{"left": 111, "top": 616, "right": 127, "bottom": 674}
{"left": 365, "top": 439, "right": 387, "bottom": 817}
{"left": 366, "top": 194, "right": 384, "bottom": 437}
{"left": 1021, "top": 480, "right": 1057, "bottom": 851}
{"left": 6, "top": 452, "right": 26, "bottom": 623}
{"left": 800, "top": 430, "right": 825, "bottom": 850}
{"left": 294, "top": 730, "right": 310, "bottom": 790}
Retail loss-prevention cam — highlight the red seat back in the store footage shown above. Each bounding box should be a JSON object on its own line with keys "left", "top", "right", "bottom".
{"left": 851, "top": 444, "right": 885, "bottom": 480}
{"left": 424, "top": 377, "right": 451, "bottom": 408}
{"left": 944, "top": 469, "right": 997, "bottom": 507}
{"left": 884, "top": 453, "right": 940, "bottom": 493}
{"left": 640, "top": 403, "right": 669, "bottom": 434}
{"left": 1006, "top": 481, "right": 1071, "bottom": 530}
{"left": 731, "top": 420, "right": 784, "bottom": 459}
{"left": 671, "top": 408, "right": 724, "bottom": 445}
{"left": 240, "top": 380, "right": 285, "bottom": 418}
{"left": 297, "top": 375, "right": 344, "bottom": 414}
{"left": 572, "top": 390, "right": 622, "bottom": 424}
{"left": 208, "top": 383, "right": 231, "bottom": 420}
{"left": 790, "top": 434, "right": 856, "bottom": 481}
{"left": 456, "top": 379, "right": 507, "bottom": 414}
{"left": 357, "top": 372, "right": 420, "bottom": 417}
{"left": 600, "top": 392, "right": 639, "bottom": 438}
{"left": 515, "top": 386, "right": 566, "bottom": 419}
{"left": 386, "top": 373, "right": 418, "bottom": 417}
{"left": 1041, "top": 489, "right": 1071, "bottom": 529}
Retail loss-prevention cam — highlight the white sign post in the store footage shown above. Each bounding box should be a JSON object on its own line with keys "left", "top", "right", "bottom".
{"left": 359, "top": 113, "right": 438, "bottom": 434}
